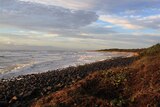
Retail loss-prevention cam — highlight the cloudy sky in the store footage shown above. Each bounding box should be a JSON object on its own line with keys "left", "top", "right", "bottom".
{"left": 0, "top": 0, "right": 160, "bottom": 49}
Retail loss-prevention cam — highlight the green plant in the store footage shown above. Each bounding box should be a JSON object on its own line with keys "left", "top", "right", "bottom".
{"left": 140, "top": 43, "right": 160, "bottom": 56}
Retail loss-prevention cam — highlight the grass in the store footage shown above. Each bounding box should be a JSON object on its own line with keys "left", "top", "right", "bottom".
{"left": 140, "top": 43, "right": 160, "bottom": 56}
{"left": 31, "top": 43, "right": 160, "bottom": 107}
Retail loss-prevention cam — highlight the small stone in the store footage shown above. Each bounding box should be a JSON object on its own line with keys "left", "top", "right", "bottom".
{"left": 47, "top": 86, "right": 52, "bottom": 90}
{"left": 19, "top": 92, "right": 24, "bottom": 96}
{"left": 9, "top": 96, "right": 18, "bottom": 103}
{"left": 12, "top": 96, "right": 17, "bottom": 100}
{"left": 0, "top": 101, "right": 8, "bottom": 107}
{"left": 43, "top": 88, "right": 47, "bottom": 92}
{"left": 56, "top": 83, "right": 61, "bottom": 87}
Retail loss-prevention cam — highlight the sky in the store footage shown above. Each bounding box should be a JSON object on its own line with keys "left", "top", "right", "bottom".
{"left": 0, "top": 0, "right": 160, "bottom": 50}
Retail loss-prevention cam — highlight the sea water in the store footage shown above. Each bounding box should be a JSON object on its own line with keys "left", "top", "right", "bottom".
{"left": 0, "top": 50, "right": 132, "bottom": 79}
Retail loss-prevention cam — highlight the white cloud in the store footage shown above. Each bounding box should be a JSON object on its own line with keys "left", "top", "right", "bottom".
{"left": 19, "top": 0, "right": 160, "bottom": 14}
{"left": 80, "top": 33, "right": 90, "bottom": 36}
{"left": 139, "top": 15, "right": 160, "bottom": 20}
{"left": 19, "top": 0, "right": 95, "bottom": 10}
{"left": 0, "top": 0, "right": 160, "bottom": 49}
{"left": 99, "top": 15, "right": 143, "bottom": 29}
{"left": 0, "top": 0, "right": 98, "bottom": 31}
{"left": 99, "top": 14, "right": 160, "bottom": 30}
{"left": 133, "top": 15, "right": 160, "bottom": 29}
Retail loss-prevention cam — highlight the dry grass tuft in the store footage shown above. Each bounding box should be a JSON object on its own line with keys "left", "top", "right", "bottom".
{"left": 32, "top": 44, "right": 160, "bottom": 107}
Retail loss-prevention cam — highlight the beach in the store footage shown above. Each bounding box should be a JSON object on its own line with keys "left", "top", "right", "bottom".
{"left": 0, "top": 50, "right": 133, "bottom": 79}
{"left": 0, "top": 56, "right": 137, "bottom": 107}
{"left": 1, "top": 0, "right": 159, "bottom": 106}
{"left": 0, "top": 44, "right": 160, "bottom": 107}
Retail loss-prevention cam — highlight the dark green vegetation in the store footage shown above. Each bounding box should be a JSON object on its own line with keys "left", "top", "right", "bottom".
{"left": 32, "top": 44, "right": 160, "bottom": 107}
{"left": 97, "top": 48, "right": 145, "bottom": 53}
{"left": 140, "top": 43, "right": 160, "bottom": 56}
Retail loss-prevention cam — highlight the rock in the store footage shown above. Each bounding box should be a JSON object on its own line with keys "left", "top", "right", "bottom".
{"left": 0, "top": 95, "right": 3, "bottom": 99}
{"left": 0, "top": 101, "right": 8, "bottom": 107}
{"left": 0, "top": 56, "right": 137, "bottom": 107}
{"left": 56, "top": 83, "right": 62, "bottom": 87}
{"left": 23, "top": 89, "right": 39, "bottom": 99}
{"left": 43, "top": 88, "right": 47, "bottom": 92}
{"left": 9, "top": 96, "right": 18, "bottom": 104}
{"left": 47, "top": 86, "right": 52, "bottom": 90}
{"left": 12, "top": 96, "right": 17, "bottom": 100}
{"left": 19, "top": 92, "right": 24, "bottom": 96}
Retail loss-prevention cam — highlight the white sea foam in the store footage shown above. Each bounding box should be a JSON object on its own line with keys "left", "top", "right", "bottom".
{"left": 0, "top": 50, "right": 131, "bottom": 79}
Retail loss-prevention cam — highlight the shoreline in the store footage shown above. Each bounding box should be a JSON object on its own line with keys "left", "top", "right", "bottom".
{"left": 31, "top": 44, "right": 160, "bottom": 107}
{"left": 0, "top": 56, "right": 138, "bottom": 107}
{"left": 0, "top": 51, "right": 136, "bottom": 80}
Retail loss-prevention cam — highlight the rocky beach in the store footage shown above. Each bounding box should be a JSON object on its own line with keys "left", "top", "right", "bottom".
{"left": 0, "top": 56, "right": 138, "bottom": 107}
{"left": 1, "top": 0, "right": 160, "bottom": 106}
{"left": 0, "top": 44, "right": 160, "bottom": 107}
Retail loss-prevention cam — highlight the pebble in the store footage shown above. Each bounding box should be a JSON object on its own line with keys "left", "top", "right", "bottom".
{"left": 0, "top": 56, "right": 137, "bottom": 107}
{"left": 9, "top": 96, "right": 17, "bottom": 104}
{"left": 0, "top": 101, "right": 8, "bottom": 107}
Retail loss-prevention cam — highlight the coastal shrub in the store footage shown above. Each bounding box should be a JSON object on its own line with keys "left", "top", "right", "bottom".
{"left": 140, "top": 43, "right": 160, "bottom": 56}
{"left": 76, "top": 68, "right": 134, "bottom": 107}
{"left": 30, "top": 44, "right": 160, "bottom": 107}
{"left": 41, "top": 68, "right": 134, "bottom": 107}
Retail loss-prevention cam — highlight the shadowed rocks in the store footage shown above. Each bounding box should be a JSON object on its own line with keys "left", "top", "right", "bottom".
{"left": 0, "top": 56, "right": 138, "bottom": 107}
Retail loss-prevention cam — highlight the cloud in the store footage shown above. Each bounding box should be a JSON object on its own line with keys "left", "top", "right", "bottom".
{"left": 19, "top": 0, "right": 160, "bottom": 14}
{"left": 0, "top": 0, "right": 160, "bottom": 49}
{"left": 0, "top": 0, "right": 98, "bottom": 31}
{"left": 135, "top": 15, "right": 160, "bottom": 29}
{"left": 99, "top": 14, "right": 160, "bottom": 30}
{"left": 99, "top": 15, "right": 143, "bottom": 29}
{"left": 19, "top": 0, "right": 95, "bottom": 10}
{"left": 1, "top": 0, "right": 159, "bottom": 32}
{"left": 80, "top": 24, "right": 116, "bottom": 34}
{"left": 96, "top": 0, "right": 160, "bottom": 14}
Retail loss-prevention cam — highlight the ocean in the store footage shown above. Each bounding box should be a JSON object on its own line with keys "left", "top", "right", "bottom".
{"left": 0, "top": 50, "right": 133, "bottom": 79}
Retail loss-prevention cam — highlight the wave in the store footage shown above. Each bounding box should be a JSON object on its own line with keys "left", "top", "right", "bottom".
{"left": 0, "top": 50, "right": 132, "bottom": 79}
{"left": 0, "top": 62, "right": 35, "bottom": 75}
